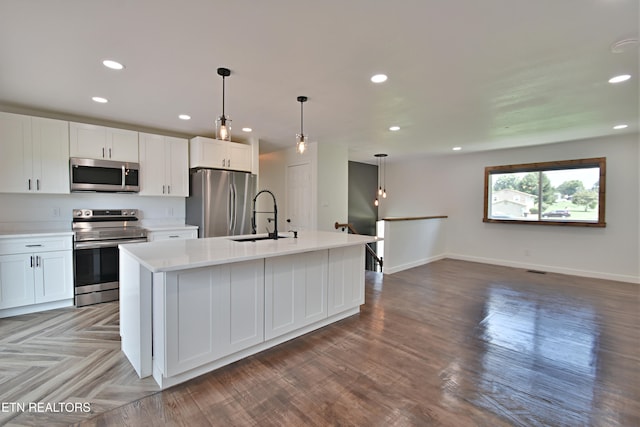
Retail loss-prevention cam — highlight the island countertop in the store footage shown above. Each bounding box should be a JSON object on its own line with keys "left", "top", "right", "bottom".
{"left": 119, "top": 230, "right": 378, "bottom": 273}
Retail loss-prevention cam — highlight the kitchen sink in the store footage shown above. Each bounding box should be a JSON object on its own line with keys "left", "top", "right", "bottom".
{"left": 231, "top": 235, "right": 288, "bottom": 242}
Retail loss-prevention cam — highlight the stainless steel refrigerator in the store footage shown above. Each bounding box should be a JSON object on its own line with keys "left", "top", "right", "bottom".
{"left": 186, "top": 169, "right": 257, "bottom": 238}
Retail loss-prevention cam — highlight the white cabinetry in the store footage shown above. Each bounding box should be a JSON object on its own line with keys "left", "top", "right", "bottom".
{"left": 147, "top": 228, "right": 197, "bottom": 241}
{"left": 70, "top": 122, "right": 139, "bottom": 162}
{"left": 328, "top": 245, "right": 365, "bottom": 316}
{"left": 189, "top": 136, "right": 251, "bottom": 172}
{"left": 264, "top": 250, "right": 328, "bottom": 340}
{"left": 0, "top": 112, "right": 70, "bottom": 194}
{"left": 139, "top": 133, "right": 188, "bottom": 197}
{"left": 0, "top": 235, "right": 73, "bottom": 313}
{"left": 161, "top": 259, "right": 264, "bottom": 377}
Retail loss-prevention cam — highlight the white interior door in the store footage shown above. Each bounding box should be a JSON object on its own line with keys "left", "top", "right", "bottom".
{"left": 286, "top": 163, "right": 312, "bottom": 231}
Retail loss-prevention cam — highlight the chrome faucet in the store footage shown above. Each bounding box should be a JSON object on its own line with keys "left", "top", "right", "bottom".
{"left": 252, "top": 190, "right": 279, "bottom": 239}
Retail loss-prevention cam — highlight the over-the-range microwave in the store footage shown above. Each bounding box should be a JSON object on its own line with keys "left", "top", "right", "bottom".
{"left": 70, "top": 157, "right": 140, "bottom": 193}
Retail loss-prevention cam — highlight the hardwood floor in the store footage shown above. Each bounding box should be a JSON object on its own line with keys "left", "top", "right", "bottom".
{"left": 1, "top": 259, "right": 638, "bottom": 426}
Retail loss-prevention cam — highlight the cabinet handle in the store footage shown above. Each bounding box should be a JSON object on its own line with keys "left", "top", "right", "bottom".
{"left": 30, "top": 256, "right": 34, "bottom": 268}
{"left": 109, "top": 148, "right": 112, "bottom": 158}
{"left": 169, "top": 235, "right": 180, "bottom": 238}
{"left": 25, "top": 244, "right": 43, "bottom": 247}
{"left": 36, "top": 179, "right": 40, "bottom": 191}
{"left": 102, "top": 147, "right": 105, "bottom": 158}
{"left": 162, "top": 185, "right": 165, "bottom": 194}
{"left": 28, "top": 179, "right": 31, "bottom": 190}
{"left": 167, "top": 185, "right": 171, "bottom": 194}
{"left": 222, "top": 159, "right": 225, "bottom": 167}
{"left": 36, "top": 256, "right": 40, "bottom": 267}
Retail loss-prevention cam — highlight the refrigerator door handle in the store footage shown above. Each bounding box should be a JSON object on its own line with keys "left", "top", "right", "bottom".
{"left": 228, "top": 182, "right": 233, "bottom": 233}
{"left": 231, "top": 182, "right": 237, "bottom": 233}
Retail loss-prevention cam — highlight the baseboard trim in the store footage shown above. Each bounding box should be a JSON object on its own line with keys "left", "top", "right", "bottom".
{"left": 384, "top": 254, "right": 447, "bottom": 275}
{"left": 446, "top": 254, "right": 639, "bottom": 284}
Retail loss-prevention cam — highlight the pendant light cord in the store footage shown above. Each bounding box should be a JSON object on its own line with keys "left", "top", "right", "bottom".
{"left": 300, "top": 100, "right": 304, "bottom": 135}
{"left": 222, "top": 75, "right": 225, "bottom": 117}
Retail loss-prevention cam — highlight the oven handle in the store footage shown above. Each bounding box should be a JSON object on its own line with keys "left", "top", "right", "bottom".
{"left": 122, "top": 165, "right": 126, "bottom": 189}
{"left": 74, "top": 238, "right": 147, "bottom": 249}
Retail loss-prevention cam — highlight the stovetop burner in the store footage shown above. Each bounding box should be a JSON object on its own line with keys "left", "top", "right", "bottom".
{"left": 72, "top": 209, "right": 147, "bottom": 241}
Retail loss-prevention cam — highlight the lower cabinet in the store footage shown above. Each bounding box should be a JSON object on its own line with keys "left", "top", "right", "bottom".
{"left": 328, "top": 245, "right": 365, "bottom": 316}
{"left": 264, "top": 250, "right": 328, "bottom": 340}
{"left": 163, "top": 259, "right": 264, "bottom": 377}
{"left": 155, "top": 246, "right": 364, "bottom": 380}
{"left": 0, "top": 236, "right": 73, "bottom": 311}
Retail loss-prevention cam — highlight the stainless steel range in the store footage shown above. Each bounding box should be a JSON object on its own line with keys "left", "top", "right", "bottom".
{"left": 72, "top": 209, "right": 147, "bottom": 307}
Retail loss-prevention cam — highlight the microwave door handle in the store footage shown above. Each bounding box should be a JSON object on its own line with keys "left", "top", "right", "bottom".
{"left": 121, "top": 165, "right": 126, "bottom": 189}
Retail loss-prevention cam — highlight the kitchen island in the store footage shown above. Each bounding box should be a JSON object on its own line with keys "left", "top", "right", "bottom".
{"left": 119, "top": 230, "right": 377, "bottom": 389}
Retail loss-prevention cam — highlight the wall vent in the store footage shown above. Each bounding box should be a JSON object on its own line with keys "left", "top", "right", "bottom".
{"left": 527, "top": 269, "right": 547, "bottom": 274}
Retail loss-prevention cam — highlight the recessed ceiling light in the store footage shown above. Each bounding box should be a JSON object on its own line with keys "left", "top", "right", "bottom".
{"left": 242, "top": 127, "right": 252, "bottom": 132}
{"left": 608, "top": 74, "right": 631, "bottom": 83}
{"left": 102, "top": 59, "right": 124, "bottom": 70}
{"left": 92, "top": 96, "right": 108, "bottom": 103}
{"left": 178, "top": 114, "right": 191, "bottom": 120}
{"left": 452, "top": 146, "right": 462, "bottom": 151}
{"left": 389, "top": 126, "right": 400, "bottom": 131}
{"left": 613, "top": 124, "right": 628, "bottom": 130}
{"left": 371, "top": 74, "right": 388, "bottom": 83}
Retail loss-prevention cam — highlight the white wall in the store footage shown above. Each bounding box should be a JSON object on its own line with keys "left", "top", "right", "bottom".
{"left": 380, "top": 133, "right": 639, "bottom": 283}
{"left": 258, "top": 142, "right": 348, "bottom": 234}
{"left": 0, "top": 193, "right": 186, "bottom": 231}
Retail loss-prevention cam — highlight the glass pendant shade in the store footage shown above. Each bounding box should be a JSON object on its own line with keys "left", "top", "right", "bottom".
{"left": 296, "top": 133, "right": 307, "bottom": 154}
{"left": 216, "top": 115, "right": 231, "bottom": 141}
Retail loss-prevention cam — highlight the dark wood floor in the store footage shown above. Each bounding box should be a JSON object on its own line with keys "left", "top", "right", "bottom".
{"left": 2, "top": 259, "right": 639, "bottom": 426}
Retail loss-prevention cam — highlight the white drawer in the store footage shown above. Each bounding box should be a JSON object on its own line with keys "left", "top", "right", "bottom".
{"left": 0, "top": 236, "right": 72, "bottom": 255}
{"left": 147, "top": 229, "right": 197, "bottom": 242}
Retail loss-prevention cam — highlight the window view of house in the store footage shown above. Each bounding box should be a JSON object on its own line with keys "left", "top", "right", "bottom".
{"left": 484, "top": 158, "right": 605, "bottom": 226}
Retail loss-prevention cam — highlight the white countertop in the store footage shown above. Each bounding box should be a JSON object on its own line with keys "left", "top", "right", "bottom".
{"left": 0, "top": 229, "right": 73, "bottom": 239}
{"left": 119, "top": 230, "right": 378, "bottom": 273}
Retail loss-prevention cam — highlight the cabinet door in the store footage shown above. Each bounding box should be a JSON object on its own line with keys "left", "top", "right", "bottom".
{"left": 227, "top": 142, "right": 251, "bottom": 172}
{"left": 34, "top": 250, "right": 73, "bottom": 304}
{"left": 328, "top": 245, "right": 365, "bottom": 316}
{"left": 31, "top": 117, "right": 70, "bottom": 194}
{"left": 228, "top": 260, "right": 264, "bottom": 353}
{"left": 107, "top": 128, "right": 138, "bottom": 162}
{"left": 164, "top": 260, "right": 264, "bottom": 377}
{"left": 138, "top": 133, "right": 166, "bottom": 196}
{"left": 0, "top": 254, "right": 35, "bottom": 309}
{"left": 264, "top": 251, "right": 328, "bottom": 340}
{"left": 0, "top": 112, "right": 31, "bottom": 193}
{"left": 166, "top": 137, "right": 188, "bottom": 196}
{"left": 69, "top": 122, "right": 107, "bottom": 159}
{"left": 189, "top": 137, "right": 228, "bottom": 169}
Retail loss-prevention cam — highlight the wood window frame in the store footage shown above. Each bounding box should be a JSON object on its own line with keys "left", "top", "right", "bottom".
{"left": 483, "top": 157, "right": 606, "bottom": 227}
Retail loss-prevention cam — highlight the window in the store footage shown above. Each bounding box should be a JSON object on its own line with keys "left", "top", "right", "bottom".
{"left": 483, "top": 158, "right": 606, "bottom": 227}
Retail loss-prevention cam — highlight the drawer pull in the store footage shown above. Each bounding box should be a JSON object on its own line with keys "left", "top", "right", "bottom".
{"left": 169, "top": 235, "right": 180, "bottom": 238}
{"left": 25, "top": 244, "right": 43, "bottom": 247}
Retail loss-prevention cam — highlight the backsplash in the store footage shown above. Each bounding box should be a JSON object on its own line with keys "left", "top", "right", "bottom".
{"left": 0, "top": 193, "right": 185, "bottom": 231}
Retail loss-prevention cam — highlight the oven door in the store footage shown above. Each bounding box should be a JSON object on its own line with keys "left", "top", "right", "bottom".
{"left": 73, "top": 238, "right": 146, "bottom": 306}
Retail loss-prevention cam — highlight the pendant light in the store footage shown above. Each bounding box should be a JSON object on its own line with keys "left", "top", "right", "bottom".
{"left": 215, "top": 67, "right": 231, "bottom": 141}
{"left": 374, "top": 153, "right": 388, "bottom": 206}
{"left": 296, "top": 96, "right": 308, "bottom": 154}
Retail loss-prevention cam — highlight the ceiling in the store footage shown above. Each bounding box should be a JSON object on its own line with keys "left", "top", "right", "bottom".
{"left": 0, "top": 0, "right": 637, "bottom": 163}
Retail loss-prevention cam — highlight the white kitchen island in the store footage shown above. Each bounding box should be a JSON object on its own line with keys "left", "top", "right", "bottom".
{"left": 118, "top": 230, "right": 377, "bottom": 389}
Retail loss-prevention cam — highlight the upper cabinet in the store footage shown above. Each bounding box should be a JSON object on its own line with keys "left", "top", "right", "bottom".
{"left": 189, "top": 136, "right": 251, "bottom": 172}
{"left": 139, "top": 133, "right": 189, "bottom": 197}
{"left": 70, "top": 122, "right": 139, "bottom": 162}
{"left": 0, "top": 112, "right": 70, "bottom": 194}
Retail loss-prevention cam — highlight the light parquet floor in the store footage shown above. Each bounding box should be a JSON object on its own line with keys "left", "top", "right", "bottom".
{"left": 1, "top": 259, "right": 639, "bottom": 426}
{"left": 0, "top": 301, "right": 159, "bottom": 426}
